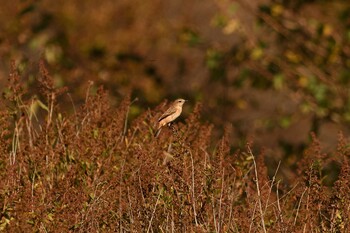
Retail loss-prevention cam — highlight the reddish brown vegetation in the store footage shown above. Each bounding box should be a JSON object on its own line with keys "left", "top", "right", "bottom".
{"left": 1, "top": 64, "right": 350, "bottom": 232}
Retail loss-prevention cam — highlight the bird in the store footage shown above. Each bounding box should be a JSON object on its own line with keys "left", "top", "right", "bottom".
{"left": 154, "top": 98, "right": 187, "bottom": 137}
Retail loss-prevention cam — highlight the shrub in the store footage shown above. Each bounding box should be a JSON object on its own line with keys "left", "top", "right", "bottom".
{"left": 1, "top": 62, "right": 350, "bottom": 232}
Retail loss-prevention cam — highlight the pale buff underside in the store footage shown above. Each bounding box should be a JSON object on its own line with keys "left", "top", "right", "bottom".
{"left": 158, "top": 106, "right": 182, "bottom": 129}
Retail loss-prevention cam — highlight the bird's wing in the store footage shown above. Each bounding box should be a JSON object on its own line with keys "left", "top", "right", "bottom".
{"left": 158, "top": 107, "right": 177, "bottom": 122}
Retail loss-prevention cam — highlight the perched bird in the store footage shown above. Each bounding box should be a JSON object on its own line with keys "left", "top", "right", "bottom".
{"left": 155, "top": 98, "right": 187, "bottom": 137}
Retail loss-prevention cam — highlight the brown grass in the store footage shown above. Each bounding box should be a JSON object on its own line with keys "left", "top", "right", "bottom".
{"left": 1, "top": 62, "right": 350, "bottom": 232}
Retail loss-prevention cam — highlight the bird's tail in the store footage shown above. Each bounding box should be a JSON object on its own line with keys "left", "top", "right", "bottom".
{"left": 154, "top": 127, "right": 162, "bottom": 138}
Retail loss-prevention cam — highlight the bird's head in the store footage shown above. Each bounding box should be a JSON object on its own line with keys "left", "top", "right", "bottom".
{"left": 174, "top": 98, "right": 187, "bottom": 106}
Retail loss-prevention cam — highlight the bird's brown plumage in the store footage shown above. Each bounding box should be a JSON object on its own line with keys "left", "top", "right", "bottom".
{"left": 154, "top": 98, "right": 186, "bottom": 137}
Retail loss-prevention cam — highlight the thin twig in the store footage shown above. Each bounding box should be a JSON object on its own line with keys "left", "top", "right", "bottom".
{"left": 267, "top": 182, "right": 299, "bottom": 208}
{"left": 264, "top": 161, "right": 281, "bottom": 214}
{"left": 218, "top": 167, "right": 225, "bottom": 233}
{"left": 212, "top": 196, "right": 218, "bottom": 233}
{"left": 227, "top": 165, "right": 238, "bottom": 231}
{"left": 121, "top": 97, "right": 138, "bottom": 141}
{"left": 294, "top": 187, "right": 308, "bottom": 226}
{"left": 189, "top": 150, "right": 199, "bottom": 226}
{"left": 248, "top": 145, "right": 267, "bottom": 233}
{"left": 275, "top": 181, "right": 284, "bottom": 227}
{"left": 249, "top": 199, "right": 259, "bottom": 233}
{"left": 147, "top": 191, "right": 162, "bottom": 233}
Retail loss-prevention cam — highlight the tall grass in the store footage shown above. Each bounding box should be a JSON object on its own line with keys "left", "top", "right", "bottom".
{"left": 1, "top": 62, "right": 350, "bottom": 232}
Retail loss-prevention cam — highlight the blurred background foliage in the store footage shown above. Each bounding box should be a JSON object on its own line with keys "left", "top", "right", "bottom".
{"left": 1, "top": 0, "right": 350, "bottom": 164}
